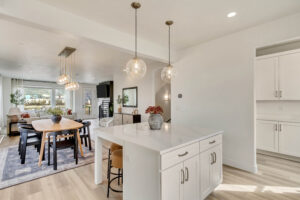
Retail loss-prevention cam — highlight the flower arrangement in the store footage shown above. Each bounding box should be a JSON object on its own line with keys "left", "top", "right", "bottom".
{"left": 145, "top": 106, "right": 163, "bottom": 115}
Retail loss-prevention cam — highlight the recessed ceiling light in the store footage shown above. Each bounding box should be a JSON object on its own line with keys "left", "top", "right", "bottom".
{"left": 227, "top": 12, "right": 237, "bottom": 18}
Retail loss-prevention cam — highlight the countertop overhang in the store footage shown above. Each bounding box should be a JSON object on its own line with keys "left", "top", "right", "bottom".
{"left": 94, "top": 122, "right": 223, "bottom": 154}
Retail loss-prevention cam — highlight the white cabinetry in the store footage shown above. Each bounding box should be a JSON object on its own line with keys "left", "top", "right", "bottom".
{"left": 199, "top": 144, "right": 222, "bottom": 200}
{"left": 256, "top": 120, "right": 300, "bottom": 157}
{"left": 161, "top": 134, "right": 223, "bottom": 200}
{"left": 255, "top": 57, "right": 278, "bottom": 100}
{"left": 278, "top": 53, "right": 300, "bottom": 100}
{"left": 256, "top": 120, "right": 278, "bottom": 152}
{"left": 255, "top": 50, "right": 300, "bottom": 100}
{"left": 279, "top": 122, "right": 300, "bottom": 157}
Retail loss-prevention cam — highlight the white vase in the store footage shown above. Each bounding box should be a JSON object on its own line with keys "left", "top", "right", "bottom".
{"left": 148, "top": 114, "right": 163, "bottom": 130}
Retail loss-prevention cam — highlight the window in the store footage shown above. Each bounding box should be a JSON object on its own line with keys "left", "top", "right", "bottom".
{"left": 23, "top": 87, "right": 52, "bottom": 110}
{"left": 55, "top": 88, "right": 66, "bottom": 108}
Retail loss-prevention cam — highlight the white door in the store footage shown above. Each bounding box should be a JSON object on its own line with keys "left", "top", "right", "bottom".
{"left": 211, "top": 145, "right": 222, "bottom": 188}
{"left": 255, "top": 57, "right": 278, "bottom": 100}
{"left": 279, "top": 122, "right": 300, "bottom": 157}
{"left": 183, "top": 156, "right": 199, "bottom": 200}
{"left": 199, "top": 149, "right": 212, "bottom": 199}
{"left": 279, "top": 53, "right": 300, "bottom": 100}
{"left": 256, "top": 120, "right": 278, "bottom": 152}
{"left": 161, "top": 163, "right": 183, "bottom": 200}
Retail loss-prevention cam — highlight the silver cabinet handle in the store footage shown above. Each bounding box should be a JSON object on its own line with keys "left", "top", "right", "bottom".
{"left": 274, "top": 90, "right": 278, "bottom": 97}
{"left": 279, "top": 90, "right": 282, "bottom": 98}
{"left": 279, "top": 124, "right": 282, "bottom": 132}
{"left": 211, "top": 153, "right": 214, "bottom": 165}
{"left": 185, "top": 167, "right": 189, "bottom": 182}
{"left": 209, "top": 140, "right": 216, "bottom": 144}
{"left": 178, "top": 151, "right": 188, "bottom": 157}
{"left": 181, "top": 169, "right": 185, "bottom": 184}
{"left": 214, "top": 152, "right": 217, "bottom": 164}
{"left": 274, "top": 124, "right": 277, "bottom": 131}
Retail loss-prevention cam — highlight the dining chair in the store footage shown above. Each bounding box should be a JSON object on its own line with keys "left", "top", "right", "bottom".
{"left": 47, "top": 130, "right": 78, "bottom": 170}
{"left": 107, "top": 148, "right": 123, "bottom": 198}
{"left": 19, "top": 126, "right": 43, "bottom": 164}
{"left": 81, "top": 121, "right": 92, "bottom": 150}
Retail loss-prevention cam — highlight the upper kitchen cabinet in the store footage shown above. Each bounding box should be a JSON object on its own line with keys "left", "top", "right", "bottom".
{"left": 279, "top": 53, "right": 300, "bottom": 100}
{"left": 255, "top": 57, "right": 278, "bottom": 100}
{"left": 255, "top": 50, "right": 300, "bottom": 100}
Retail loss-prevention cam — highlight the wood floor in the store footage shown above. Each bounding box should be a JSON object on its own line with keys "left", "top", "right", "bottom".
{"left": 0, "top": 136, "right": 300, "bottom": 200}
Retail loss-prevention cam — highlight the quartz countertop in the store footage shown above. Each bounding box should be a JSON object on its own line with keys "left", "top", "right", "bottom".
{"left": 94, "top": 122, "right": 223, "bottom": 154}
{"left": 257, "top": 114, "right": 300, "bottom": 123}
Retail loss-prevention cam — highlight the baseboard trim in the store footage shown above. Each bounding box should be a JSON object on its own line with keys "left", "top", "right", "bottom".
{"left": 223, "top": 157, "right": 257, "bottom": 174}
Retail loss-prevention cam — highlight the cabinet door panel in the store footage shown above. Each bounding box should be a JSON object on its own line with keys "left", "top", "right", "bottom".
{"left": 255, "top": 58, "right": 278, "bottom": 100}
{"left": 279, "top": 123, "right": 300, "bottom": 157}
{"left": 183, "top": 156, "right": 199, "bottom": 200}
{"left": 279, "top": 53, "right": 300, "bottom": 100}
{"left": 161, "top": 163, "right": 183, "bottom": 200}
{"left": 211, "top": 145, "right": 222, "bottom": 188}
{"left": 199, "top": 149, "right": 212, "bottom": 199}
{"left": 256, "top": 120, "right": 278, "bottom": 152}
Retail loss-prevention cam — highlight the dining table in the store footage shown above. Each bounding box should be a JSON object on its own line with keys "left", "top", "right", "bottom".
{"left": 32, "top": 118, "right": 84, "bottom": 166}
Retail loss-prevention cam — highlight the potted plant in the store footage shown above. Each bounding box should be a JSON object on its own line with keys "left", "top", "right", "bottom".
{"left": 8, "top": 89, "right": 25, "bottom": 122}
{"left": 47, "top": 107, "right": 63, "bottom": 123}
{"left": 116, "top": 95, "right": 129, "bottom": 113}
{"left": 145, "top": 106, "right": 164, "bottom": 130}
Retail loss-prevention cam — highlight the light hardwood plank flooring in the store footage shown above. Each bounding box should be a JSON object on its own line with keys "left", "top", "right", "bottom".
{"left": 0, "top": 136, "right": 300, "bottom": 200}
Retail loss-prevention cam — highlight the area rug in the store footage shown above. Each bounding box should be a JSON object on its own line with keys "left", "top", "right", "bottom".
{"left": 0, "top": 144, "right": 108, "bottom": 189}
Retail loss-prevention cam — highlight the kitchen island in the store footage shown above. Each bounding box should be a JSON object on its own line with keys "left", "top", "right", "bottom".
{"left": 94, "top": 122, "right": 223, "bottom": 200}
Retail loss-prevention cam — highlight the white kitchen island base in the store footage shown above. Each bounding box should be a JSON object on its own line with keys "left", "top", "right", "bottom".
{"left": 94, "top": 123, "right": 223, "bottom": 200}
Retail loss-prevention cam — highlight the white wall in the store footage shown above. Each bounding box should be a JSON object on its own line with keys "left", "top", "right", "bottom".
{"left": 172, "top": 13, "right": 300, "bottom": 173}
{"left": 2, "top": 76, "right": 11, "bottom": 127}
{"left": 154, "top": 69, "right": 171, "bottom": 122}
{"left": 114, "top": 64, "right": 164, "bottom": 122}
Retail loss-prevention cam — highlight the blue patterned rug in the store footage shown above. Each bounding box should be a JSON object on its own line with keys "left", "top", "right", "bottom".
{"left": 0, "top": 143, "right": 104, "bottom": 189}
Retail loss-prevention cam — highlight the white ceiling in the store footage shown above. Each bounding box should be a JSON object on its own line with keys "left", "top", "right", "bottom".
{"left": 1, "top": 0, "right": 300, "bottom": 83}
{"left": 0, "top": 19, "right": 165, "bottom": 84}
{"left": 37, "top": 0, "right": 300, "bottom": 50}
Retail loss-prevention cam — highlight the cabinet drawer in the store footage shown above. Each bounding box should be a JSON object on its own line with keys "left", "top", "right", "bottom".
{"left": 161, "top": 142, "right": 199, "bottom": 170}
{"left": 200, "top": 134, "right": 222, "bottom": 152}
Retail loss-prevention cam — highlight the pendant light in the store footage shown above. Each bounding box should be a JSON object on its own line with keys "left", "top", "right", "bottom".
{"left": 65, "top": 52, "right": 79, "bottom": 91}
{"left": 124, "top": 2, "right": 147, "bottom": 79}
{"left": 161, "top": 20, "right": 176, "bottom": 83}
{"left": 57, "top": 55, "right": 70, "bottom": 85}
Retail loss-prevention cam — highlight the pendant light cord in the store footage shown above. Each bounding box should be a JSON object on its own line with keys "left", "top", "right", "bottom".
{"left": 168, "top": 25, "right": 171, "bottom": 66}
{"left": 135, "top": 8, "right": 137, "bottom": 58}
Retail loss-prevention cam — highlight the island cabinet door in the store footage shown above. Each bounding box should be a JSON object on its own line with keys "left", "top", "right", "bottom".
{"left": 211, "top": 145, "right": 222, "bottom": 188}
{"left": 161, "top": 163, "right": 184, "bottom": 200}
{"left": 183, "top": 156, "right": 199, "bottom": 200}
{"left": 199, "top": 149, "right": 212, "bottom": 199}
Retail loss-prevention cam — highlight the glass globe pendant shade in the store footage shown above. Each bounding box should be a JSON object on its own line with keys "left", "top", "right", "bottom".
{"left": 65, "top": 81, "right": 79, "bottom": 91}
{"left": 125, "top": 58, "right": 147, "bottom": 80}
{"left": 56, "top": 74, "right": 70, "bottom": 85}
{"left": 161, "top": 65, "right": 176, "bottom": 83}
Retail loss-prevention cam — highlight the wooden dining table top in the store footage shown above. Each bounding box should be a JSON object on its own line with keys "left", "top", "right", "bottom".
{"left": 32, "top": 118, "right": 83, "bottom": 132}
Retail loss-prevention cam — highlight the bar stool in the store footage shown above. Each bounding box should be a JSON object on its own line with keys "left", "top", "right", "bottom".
{"left": 107, "top": 149, "right": 123, "bottom": 198}
{"left": 107, "top": 143, "right": 122, "bottom": 179}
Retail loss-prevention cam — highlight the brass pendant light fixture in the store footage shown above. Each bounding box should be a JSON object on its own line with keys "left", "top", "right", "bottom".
{"left": 57, "top": 47, "right": 79, "bottom": 91}
{"left": 56, "top": 54, "right": 70, "bottom": 85}
{"left": 161, "top": 20, "right": 176, "bottom": 83}
{"left": 65, "top": 51, "right": 79, "bottom": 91}
{"left": 124, "top": 2, "right": 147, "bottom": 79}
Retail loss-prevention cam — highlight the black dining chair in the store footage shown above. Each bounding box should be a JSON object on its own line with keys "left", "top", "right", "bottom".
{"left": 19, "top": 126, "right": 44, "bottom": 164}
{"left": 81, "top": 121, "right": 92, "bottom": 150}
{"left": 47, "top": 130, "right": 78, "bottom": 170}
